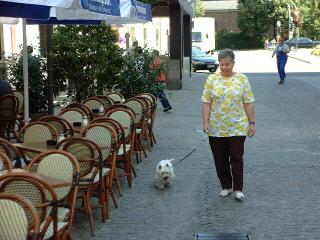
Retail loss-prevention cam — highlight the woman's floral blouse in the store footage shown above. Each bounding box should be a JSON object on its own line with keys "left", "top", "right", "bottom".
{"left": 202, "top": 72, "right": 254, "bottom": 137}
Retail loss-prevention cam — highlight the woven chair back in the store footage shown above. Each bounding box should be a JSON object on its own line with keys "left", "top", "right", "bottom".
{"left": 27, "top": 150, "right": 80, "bottom": 201}
{"left": 83, "top": 97, "right": 106, "bottom": 113}
{"left": 57, "top": 137, "right": 100, "bottom": 178}
{"left": 39, "top": 115, "right": 74, "bottom": 137}
{"left": 65, "top": 102, "right": 93, "bottom": 121}
{"left": 105, "top": 108, "right": 134, "bottom": 139}
{"left": 91, "top": 117, "right": 124, "bottom": 144}
{"left": 95, "top": 95, "right": 114, "bottom": 110}
{"left": 106, "top": 92, "right": 124, "bottom": 104}
{"left": 0, "top": 172, "right": 58, "bottom": 239}
{"left": 18, "top": 121, "right": 57, "bottom": 143}
{"left": 137, "top": 93, "right": 156, "bottom": 105}
{"left": 81, "top": 124, "right": 116, "bottom": 162}
{"left": 0, "top": 193, "right": 40, "bottom": 240}
{"left": 124, "top": 98, "right": 144, "bottom": 124}
{"left": 59, "top": 108, "right": 85, "bottom": 126}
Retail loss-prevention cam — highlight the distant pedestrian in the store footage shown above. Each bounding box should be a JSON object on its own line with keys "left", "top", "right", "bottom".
{"left": 264, "top": 39, "right": 269, "bottom": 49}
{"left": 272, "top": 37, "right": 290, "bottom": 84}
{"left": 151, "top": 50, "right": 172, "bottom": 112}
{"left": 201, "top": 49, "right": 255, "bottom": 201}
{"left": 128, "top": 40, "right": 139, "bottom": 54}
{"left": 270, "top": 38, "right": 276, "bottom": 49}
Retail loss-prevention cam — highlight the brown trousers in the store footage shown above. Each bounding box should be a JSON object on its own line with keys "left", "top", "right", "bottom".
{"left": 209, "top": 136, "right": 246, "bottom": 192}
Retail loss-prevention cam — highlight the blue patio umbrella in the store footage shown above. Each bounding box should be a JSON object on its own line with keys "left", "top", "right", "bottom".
{"left": 27, "top": 0, "right": 151, "bottom": 25}
{"left": 24, "top": 0, "right": 151, "bottom": 115}
{"left": 0, "top": 0, "right": 121, "bottom": 121}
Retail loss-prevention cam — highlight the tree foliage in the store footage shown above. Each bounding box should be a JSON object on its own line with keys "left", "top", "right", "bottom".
{"left": 236, "top": 0, "right": 320, "bottom": 49}
{"left": 299, "top": 0, "right": 320, "bottom": 40}
{"left": 52, "top": 24, "right": 125, "bottom": 102}
{"left": 237, "top": 0, "right": 283, "bottom": 47}
{"left": 195, "top": 0, "right": 205, "bottom": 17}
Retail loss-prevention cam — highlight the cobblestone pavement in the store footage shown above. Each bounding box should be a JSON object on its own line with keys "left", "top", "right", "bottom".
{"left": 72, "top": 52, "right": 320, "bottom": 240}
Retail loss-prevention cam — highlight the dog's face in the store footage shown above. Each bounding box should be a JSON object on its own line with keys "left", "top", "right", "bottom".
{"left": 156, "top": 159, "right": 175, "bottom": 183}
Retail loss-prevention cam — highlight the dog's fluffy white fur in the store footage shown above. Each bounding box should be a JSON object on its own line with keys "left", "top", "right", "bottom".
{"left": 155, "top": 159, "right": 175, "bottom": 190}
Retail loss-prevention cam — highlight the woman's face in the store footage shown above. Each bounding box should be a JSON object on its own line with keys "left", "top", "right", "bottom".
{"left": 219, "top": 57, "right": 235, "bottom": 77}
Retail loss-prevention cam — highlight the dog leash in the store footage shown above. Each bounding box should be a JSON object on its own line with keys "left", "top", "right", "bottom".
{"left": 172, "top": 148, "right": 197, "bottom": 167}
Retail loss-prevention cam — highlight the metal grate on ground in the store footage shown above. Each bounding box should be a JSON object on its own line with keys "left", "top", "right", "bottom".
{"left": 194, "top": 233, "right": 250, "bottom": 240}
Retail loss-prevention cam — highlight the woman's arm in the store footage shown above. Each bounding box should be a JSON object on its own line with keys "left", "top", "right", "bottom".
{"left": 202, "top": 102, "right": 211, "bottom": 134}
{"left": 244, "top": 102, "right": 256, "bottom": 137}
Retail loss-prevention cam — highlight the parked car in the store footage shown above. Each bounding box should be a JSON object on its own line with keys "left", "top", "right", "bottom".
{"left": 192, "top": 48, "right": 219, "bottom": 72}
{"left": 284, "top": 37, "right": 320, "bottom": 50}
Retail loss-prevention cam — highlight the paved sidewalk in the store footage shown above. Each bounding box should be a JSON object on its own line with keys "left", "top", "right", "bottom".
{"left": 72, "top": 54, "right": 320, "bottom": 240}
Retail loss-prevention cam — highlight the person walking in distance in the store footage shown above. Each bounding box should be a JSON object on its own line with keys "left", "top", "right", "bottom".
{"left": 272, "top": 37, "right": 290, "bottom": 84}
{"left": 151, "top": 50, "right": 172, "bottom": 112}
{"left": 201, "top": 49, "right": 255, "bottom": 201}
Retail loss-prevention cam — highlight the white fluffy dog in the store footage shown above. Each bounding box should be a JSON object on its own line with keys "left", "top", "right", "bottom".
{"left": 155, "top": 159, "right": 175, "bottom": 190}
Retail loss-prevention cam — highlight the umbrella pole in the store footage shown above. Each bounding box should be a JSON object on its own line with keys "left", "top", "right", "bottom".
{"left": 22, "top": 19, "right": 29, "bottom": 123}
{"left": 46, "top": 25, "right": 54, "bottom": 115}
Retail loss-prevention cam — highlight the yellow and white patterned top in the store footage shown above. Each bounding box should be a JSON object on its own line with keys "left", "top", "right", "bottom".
{"left": 201, "top": 72, "right": 254, "bottom": 137}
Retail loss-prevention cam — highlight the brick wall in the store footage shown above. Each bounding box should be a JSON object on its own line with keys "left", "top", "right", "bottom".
{"left": 205, "top": 11, "right": 239, "bottom": 33}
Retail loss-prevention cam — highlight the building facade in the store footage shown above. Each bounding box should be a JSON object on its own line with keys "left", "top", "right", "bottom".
{"left": 202, "top": 0, "right": 239, "bottom": 33}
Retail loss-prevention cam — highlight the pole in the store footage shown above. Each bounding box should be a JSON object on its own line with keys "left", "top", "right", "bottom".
{"left": 46, "top": 25, "right": 54, "bottom": 115}
{"left": 287, "top": 3, "right": 291, "bottom": 39}
{"left": 22, "top": 19, "right": 29, "bottom": 123}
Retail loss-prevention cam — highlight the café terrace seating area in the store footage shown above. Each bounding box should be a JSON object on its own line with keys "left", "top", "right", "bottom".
{"left": 0, "top": 91, "right": 158, "bottom": 239}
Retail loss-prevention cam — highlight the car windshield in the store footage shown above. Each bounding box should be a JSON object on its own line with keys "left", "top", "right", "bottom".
{"left": 192, "top": 49, "right": 208, "bottom": 57}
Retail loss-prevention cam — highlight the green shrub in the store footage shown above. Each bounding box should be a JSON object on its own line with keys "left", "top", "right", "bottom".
{"left": 52, "top": 24, "right": 125, "bottom": 102}
{"left": 6, "top": 49, "right": 49, "bottom": 113}
{"left": 216, "top": 30, "right": 262, "bottom": 50}
{"left": 115, "top": 48, "right": 159, "bottom": 98}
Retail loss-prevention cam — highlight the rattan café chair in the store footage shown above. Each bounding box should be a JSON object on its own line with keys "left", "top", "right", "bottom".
{"left": 17, "top": 121, "right": 58, "bottom": 160}
{"left": 81, "top": 123, "right": 120, "bottom": 219}
{"left": 0, "top": 137, "right": 26, "bottom": 168}
{"left": 0, "top": 172, "right": 61, "bottom": 240}
{"left": 65, "top": 102, "right": 94, "bottom": 122}
{"left": 0, "top": 192, "right": 40, "bottom": 240}
{"left": 27, "top": 150, "right": 80, "bottom": 239}
{"left": 106, "top": 92, "right": 125, "bottom": 104}
{"left": 90, "top": 117, "right": 124, "bottom": 197}
{"left": 83, "top": 97, "right": 106, "bottom": 114}
{"left": 39, "top": 115, "right": 74, "bottom": 137}
{"left": 56, "top": 136, "right": 105, "bottom": 236}
{"left": 0, "top": 151, "right": 13, "bottom": 171}
{"left": 105, "top": 107, "right": 136, "bottom": 188}
{"left": 0, "top": 94, "right": 19, "bottom": 140}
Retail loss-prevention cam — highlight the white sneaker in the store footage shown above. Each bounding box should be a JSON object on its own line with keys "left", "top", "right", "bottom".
{"left": 234, "top": 191, "right": 245, "bottom": 201}
{"left": 219, "top": 189, "right": 232, "bottom": 197}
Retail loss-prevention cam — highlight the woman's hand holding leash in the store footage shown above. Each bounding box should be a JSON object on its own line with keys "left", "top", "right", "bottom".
{"left": 248, "top": 124, "right": 256, "bottom": 137}
{"left": 203, "top": 123, "right": 209, "bottom": 134}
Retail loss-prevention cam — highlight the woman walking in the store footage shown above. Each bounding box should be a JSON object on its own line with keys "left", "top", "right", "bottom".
{"left": 201, "top": 49, "right": 255, "bottom": 201}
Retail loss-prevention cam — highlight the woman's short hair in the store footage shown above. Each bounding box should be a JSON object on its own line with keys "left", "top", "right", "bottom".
{"left": 218, "top": 49, "right": 235, "bottom": 61}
